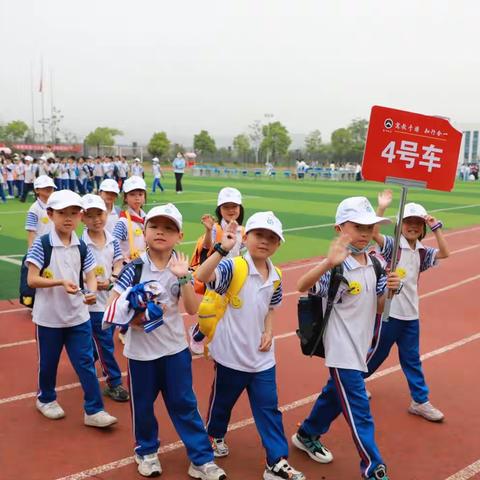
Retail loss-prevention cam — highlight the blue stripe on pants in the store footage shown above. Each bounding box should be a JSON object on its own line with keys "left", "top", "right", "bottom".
{"left": 90, "top": 312, "right": 122, "bottom": 388}
{"left": 206, "top": 363, "right": 289, "bottom": 466}
{"left": 128, "top": 348, "right": 213, "bottom": 464}
{"left": 300, "top": 368, "right": 384, "bottom": 478}
{"left": 36, "top": 322, "right": 104, "bottom": 415}
{"left": 366, "top": 317, "right": 429, "bottom": 404}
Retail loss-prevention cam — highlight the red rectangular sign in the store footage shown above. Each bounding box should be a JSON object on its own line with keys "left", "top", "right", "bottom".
{"left": 11, "top": 143, "right": 82, "bottom": 152}
{"left": 361, "top": 106, "right": 462, "bottom": 191}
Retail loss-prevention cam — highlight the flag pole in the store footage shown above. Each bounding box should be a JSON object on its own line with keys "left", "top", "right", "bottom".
{"left": 30, "top": 62, "right": 36, "bottom": 142}
{"left": 40, "top": 57, "right": 46, "bottom": 144}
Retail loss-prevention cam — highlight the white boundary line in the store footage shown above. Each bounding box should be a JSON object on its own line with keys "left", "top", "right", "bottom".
{"left": 54, "top": 330, "right": 480, "bottom": 480}
{"left": 2, "top": 272, "right": 480, "bottom": 404}
{"left": 445, "top": 459, "right": 480, "bottom": 480}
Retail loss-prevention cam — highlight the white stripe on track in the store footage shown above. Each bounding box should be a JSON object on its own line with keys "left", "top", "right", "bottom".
{"left": 54, "top": 330, "right": 480, "bottom": 480}
{"left": 0, "top": 339, "right": 35, "bottom": 349}
{"left": 444, "top": 459, "right": 480, "bottom": 480}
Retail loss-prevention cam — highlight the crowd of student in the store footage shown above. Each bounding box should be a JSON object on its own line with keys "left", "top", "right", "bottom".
{"left": 19, "top": 174, "right": 449, "bottom": 480}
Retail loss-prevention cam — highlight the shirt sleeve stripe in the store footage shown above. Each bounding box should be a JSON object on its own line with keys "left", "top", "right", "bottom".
{"left": 83, "top": 247, "right": 96, "bottom": 273}
{"left": 112, "top": 220, "right": 128, "bottom": 241}
{"left": 25, "top": 211, "right": 38, "bottom": 231}
{"left": 114, "top": 263, "right": 136, "bottom": 293}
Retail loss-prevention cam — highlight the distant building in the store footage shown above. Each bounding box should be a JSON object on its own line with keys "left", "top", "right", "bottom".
{"left": 457, "top": 123, "right": 480, "bottom": 164}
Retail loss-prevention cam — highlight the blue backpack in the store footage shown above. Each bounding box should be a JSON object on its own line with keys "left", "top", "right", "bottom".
{"left": 19, "top": 234, "right": 88, "bottom": 308}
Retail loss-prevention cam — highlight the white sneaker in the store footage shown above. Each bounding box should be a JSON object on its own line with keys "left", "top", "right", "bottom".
{"left": 291, "top": 432, "right": 333, "bottom": 463}
{"left": 36, "top": 399, "right": 65, "bottom": 419}
{"left": 84, "top": 410, "right": 118, "bottom": 428}
{"left": 188, "top": 461, "right": 227, "bottom": 480}
{"left": 135, "top": 453, "right": 162, "bottom": 477}
{"left": 189, "top": 325, "right": 205, "bottom": 356}
{"left": 408, "top": 400, "right": 444, "bottom": 422}
{"left": 263, "top": 458, "right": 305, "bottom": 480}
{"left": 211, "top": 437, "right": 229, "bottom": 457}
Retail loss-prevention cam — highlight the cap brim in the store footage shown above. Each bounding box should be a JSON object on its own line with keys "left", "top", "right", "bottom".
{"left": 146, "top": 214, "right": 182, "bottom": 230}
{"left": 341, "top": 214, "right": 392, "bottom": 226}
{"left": 50, "top": 201, "right": 83, "bottom": 210}
{"left": 245, "top": 226, "right": 285, "bottom": 242}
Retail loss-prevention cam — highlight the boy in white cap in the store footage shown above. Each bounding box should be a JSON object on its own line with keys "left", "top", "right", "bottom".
{"left": 25, "top": 189, "right": 117, "bottom": 428}
{"left": 98, "top": 179, "right": 121, "bottom": 234}
{"left": 366, "top": 191, "right": 450, "bottom": 422}
{"left": 292, "top": 197, "right": 401, "bottom": 480}
{"left": 195, "top": 212, "right": 305, "bottom": 480}
{"left": 106, "top": 204, "right": 227, "bottom": 480}
{"left": 25, "top": 175, "right": 57, "bottom": 248}
{"left": 113, "top": 176, "right": 147, "bottom": 261}
{"left": 20, "top": 156, "right": 35, "bottom": 202}
{"left": 81, "top": 194, "right": 129, "bottom": 402}
{"left": 151, "top": 158, "right": 164, "bottom": 193}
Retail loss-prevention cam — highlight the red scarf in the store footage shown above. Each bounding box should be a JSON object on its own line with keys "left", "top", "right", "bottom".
{"left": 120, "top": 210, "right": 144, "bottom": 224}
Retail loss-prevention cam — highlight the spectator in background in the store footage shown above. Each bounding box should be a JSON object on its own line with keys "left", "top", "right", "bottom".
{"left": 172, "top": 152, "right": 186, "bottom": 194}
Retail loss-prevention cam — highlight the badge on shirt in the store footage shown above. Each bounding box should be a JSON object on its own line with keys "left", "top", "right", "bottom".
{"left": 134, "top": 228, "right": 143, "bottom": 236}
{"left": 94, "top": 265, "right": 106, "bottom": 277}
{"left": 41, "top": 217, "right": 49, "bottom": 224}
{"left": 396, "top": 267, "right": 407, "bottom": 279}
{"left": 42, "top": 268, "right": 54, "bottom": 279}
{"left": 348, "top": 281, "right": 362, "bottom": 295}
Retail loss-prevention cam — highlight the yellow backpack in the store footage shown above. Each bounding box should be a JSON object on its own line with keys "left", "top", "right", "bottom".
{"left": 197, "top": 256, "right": 282, "bottom": 348}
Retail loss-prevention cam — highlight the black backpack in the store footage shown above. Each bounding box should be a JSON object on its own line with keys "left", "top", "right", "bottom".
{"left": 19, "top": 234, "right": 88, "bottom": 308}
{"left": 297, "top": 254, "right": 384, "bottom": 358}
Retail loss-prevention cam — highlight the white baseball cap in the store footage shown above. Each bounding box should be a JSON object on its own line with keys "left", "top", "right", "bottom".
{"left": 99, "top": 179, "right": 120, "bottom": 194}
{"left": 145, "top": 203, "right": 182, "bottom": 230}
{"left": 24, "top": 155, "right": 33, "bottom": 162}
{"left": 134, "top": 157, "right": 141, "bottom": 162}
{"left": 335, "top": 196, "right": 391, "bottom": 226}
{"left": 403, "top": 202, "right": 427, "bottom": 220}
{"left": 82, "top": 194, "right": 107, "bottom": 212}
{"left": 123, "top": 176, "right": 146, "bottom": 193}
{"left": 245, "top": 211, "right": 284, "bottom": 242}
{"left": 34, "top": 175, "right": 57, "bottom": 190}
{"left": 217, "top": 187, "right": 242, "bottom": 206}
{"left": 152, "top": 157, "right": 159, "bottom": 163}
{"left": 47, "top": 190, "right": 83, "bottom": 210}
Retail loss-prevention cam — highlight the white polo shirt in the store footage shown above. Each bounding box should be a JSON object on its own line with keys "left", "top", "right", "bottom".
{"left": 24, "top": 164, "right": 35, "bottom": 184}
{"left": 207, "top": 252, "right": 282, "bottom": 373}
{"left": 82, "top": 229, "right": 123, "bottom": 313}
{"left": 380, "top": 235, "right": 438, "bottom": 321}
{"left": 113, "top": 251, "right": 188, "bottom": 361}
{"left": 112, "top": 208, "right": 146, "bottom": 260}
{"left": 25, "top": 199, "right": 52, "bottom": 238}
{"left": 26, "top": 229, "right": 96, "bottom": 328}
{"left": 105, "top": 206, "right": 121, "bottom": 235}
{"left": 312, "top": 254, "right": 387, "bottom": 372}
{"left": 59, "top": 164, "right": 69, "bottom": 180}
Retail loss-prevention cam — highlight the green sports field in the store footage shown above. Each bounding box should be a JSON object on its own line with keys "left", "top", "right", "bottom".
{"left": 1, "top": 174, "right": 479, "bottom": 300}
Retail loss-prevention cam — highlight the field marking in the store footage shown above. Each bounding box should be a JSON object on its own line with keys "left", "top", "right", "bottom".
{"left": 445, "top": 459, "right": 480, "bottom": 480}
{"left": 0, "top": 339, "right": 36, "bottom": 349}
{"left": 54, "top": 330, "right": 480, "bottom": 480}
{"left": 2, "top": 271, "right": 479, "bottom": 402}
{"left": 0, "top": 255, "right": 22, "bottom": 266}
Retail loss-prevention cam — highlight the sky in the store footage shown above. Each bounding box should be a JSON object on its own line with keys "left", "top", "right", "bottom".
{"left": 1, "top": 0, "right": 479, "bottom": 147}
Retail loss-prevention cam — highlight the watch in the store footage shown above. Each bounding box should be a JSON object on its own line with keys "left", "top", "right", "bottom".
{"left": 214, "top": 242, "right": 229, "bottom": 257}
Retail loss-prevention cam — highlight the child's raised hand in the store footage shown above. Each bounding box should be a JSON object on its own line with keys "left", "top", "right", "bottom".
{"left": 63, "top": 280, "right": 79, "bottom": 294}
{"left": 377, "top": 189, "right": 393, "bottom": 210}
{"left": 168, "top": 252, "right": 190, "bottom": 278}
{"left": 220, "top": 221, "right": 238, "bottom": 252}
{"left": 425, "top": 215, "right": 438, "bottom": 229}
{"left": 201, "top": 214, "right": 215, "bottom": 231}
{"left": 326, "top": 233, "right": 351, "bottom": 267}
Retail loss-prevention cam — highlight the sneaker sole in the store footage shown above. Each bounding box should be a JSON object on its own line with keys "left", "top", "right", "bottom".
{"left": 84, "top": 417, "right": 118, "bottom": 428}
{"left": 213, "top": 449, "right": 229, "bottom": 458}
{"left": 36, "top": 402, "right": 65, "bottom": 420}
{"left": 408, "top": 407, "right": 444, "bottom": 422}
{"left": 187, "top": 465, "right": 227, "bottom": 480}
{"left": 291, "top": 434, "right": 333, "bottom": 464}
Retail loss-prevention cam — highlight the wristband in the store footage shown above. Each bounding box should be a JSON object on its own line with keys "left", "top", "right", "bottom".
{"left": 214, "top": 242, "right": 229, "bottom": 257}
{"left": 178, "top": 273, "right": 193, "bottom": 286}
{"left": 430, "top": 221, "right": 443, "bottom": 232}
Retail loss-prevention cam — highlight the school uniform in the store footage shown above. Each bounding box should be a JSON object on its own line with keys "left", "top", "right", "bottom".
{"left": 366, "top": 235, "right": 438, "bottom": 404}
{"left": 83, "top": 229, "right": 124, "bottom": 388}
{"left": 6, "top": 164, "right": 15, "bottom": 196}
{"left": 20, "top": 164, "right": 35, "bottom": 201}
{"left": 131, "top": 164, "right": 144, "bottom": 177}
{"left": 15, "top": 162, "right": 25, "bottom": 197}
{"left": 112, "top": 207, "right": 146, "bottom": 260}
{"left": 113, "top": 252, "right": 214, "bottom": 463}
{"left": 152, "top": 164, "right": 164, "bottom": 192}
{"left": 59, "top": 164, "right": 69, "bottom": 190}
{"left": 105, "top": 206, "right": 121, "bottom": 235}
{"left": 68, "top": 164, "right": 77, "bottom": 191}
{"left": 299, "top": 254, "right": 387, "bottom": 478}
{"left": 205, "top": 252, "right": 289, "bottom": 466}
{"left": 26, "top": 229, "right": 105, "bottom": 415}
{"left": 25, "top": 199, "right": 53, "bottom": 240}
{"left": 93, "top": 163, "right": 103, "bottom": 191}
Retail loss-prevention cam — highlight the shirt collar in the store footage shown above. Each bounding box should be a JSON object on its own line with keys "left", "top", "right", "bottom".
{"left": 344, "top": 253, "right": 373, "bottom": 271}
{"left": 400, "top": 235, "right": 424, "bottom": 251}
{"left": 50, "top": 228, "right": 80, "bottom": 247}
{"left": 82, "top": 228, "right": 115, "bottom": 246}
{"left": 128, "top": 207, "right": 146, "bottom": 218}
{"left": 142, "top": 250, "right": 176, "bottom": 273}
{"left": 37, "top": 199, "right": 47, "bottom": 209}
{"left": 243, "top": 251, "right": 280, "bottom": 284}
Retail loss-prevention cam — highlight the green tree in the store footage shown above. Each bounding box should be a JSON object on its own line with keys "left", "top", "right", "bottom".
{"left": 260, "top": 121, "right": 291, "bottom": 162}
{"left": 147, "top": 131, "right": 170, "bottom": 158}
{"left": 85, "top": 127, "right": 123, "bottom": 151}
{"left": 0, "top": 125, "right": 6, "bottom": 141}
{"left": 330, "top": 127, "right": 354, "bottom": 163}
{"left": 348, "top": 118, "right": 368, "bottom": 144}
{"left": 5, "top": 120, "right": 29, "bottom": 141}
{"left": 305, "top": 129, "right": 322, "bottom": 158}
{"left": 170, "top": 143, "right": 185, "bottom": 157}
{"left": 193, "top": 130, "right": 216, "bottom": 160}
{"left": 233, "top": 133, "right": 251, "bottom": 161}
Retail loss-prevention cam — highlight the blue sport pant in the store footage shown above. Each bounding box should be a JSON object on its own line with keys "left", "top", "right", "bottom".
{"left": 366, "top": 317, "right": 429, "bottom": 404}
{"left": 300, "top": 368, "right": 384, "bottom": 478}
{"left": 35, "top": 322, "right": 104, "bottom": 415}
{"left": 128, "top": 348, "right": 213, "bottom": 464}
{"left": 152, "top": 178, "right": 164, "bottom": 192}
{"left": 90, "top": 312, "right": 122, "bottom": 388}
{"left": 206, "top": 363, "right": 289, "bottom": 466}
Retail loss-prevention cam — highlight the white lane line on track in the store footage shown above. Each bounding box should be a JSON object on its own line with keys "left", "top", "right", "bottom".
{"left": 54, "top": 330, "right": 480, "bottom": 480}
{"left": 2, "top": 271, "right": 480, "bottom": 404}
{"left": 444, "top": 459, "right": 480, "bottom": 480}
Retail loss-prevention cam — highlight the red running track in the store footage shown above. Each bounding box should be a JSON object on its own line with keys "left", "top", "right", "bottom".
{"left": 0, "top": 226, "right": 479, "bottom": 480}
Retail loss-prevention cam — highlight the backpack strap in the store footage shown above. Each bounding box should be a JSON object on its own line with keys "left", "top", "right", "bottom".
{"left": 225, "top": 257, "right": 249, "bottom": 306}
{"left": 40, "top": 234, "right": 53, "bottom": 276}
{"left": 78, "top": 239, "right": 88, "bottom": 290}
{"left": 273, "top": 266, "right": 282, "bottom": 291}
{"left": 132, "top": 257, "right": 144, "bottom": 286}
{"left": 368, "top": 252, "right": 385, "bottom": 281}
